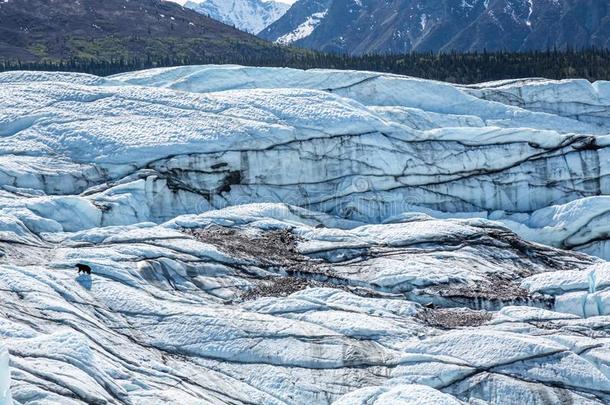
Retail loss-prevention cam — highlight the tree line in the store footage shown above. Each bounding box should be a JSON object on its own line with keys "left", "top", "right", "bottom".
{"left": 2, "top": 48, "right": 610, "bottom": 83}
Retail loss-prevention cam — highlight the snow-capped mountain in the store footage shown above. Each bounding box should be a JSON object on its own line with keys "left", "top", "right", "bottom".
{"left": 261, "top": 0, "right": 610, "bottom": 54}
{"left": 1, "top": 66, "right": 610, "bottom": 403}
{"left": 184, "top": 0, "right": 291, "bottom": 34}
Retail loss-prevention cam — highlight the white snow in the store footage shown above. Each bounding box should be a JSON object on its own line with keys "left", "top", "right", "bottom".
{"left": 182, "top": 0, "right": 290, "bottom": 34}
{"left": 276, "top": 10, "right": 328, "bottom": 44}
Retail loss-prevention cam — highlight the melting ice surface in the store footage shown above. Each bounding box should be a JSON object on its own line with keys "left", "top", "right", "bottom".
{"left": 0, "top": 66, "right": 609, "bottom": 404}
{"left": 0, "top": 345, "right": 11, "bottom": 405}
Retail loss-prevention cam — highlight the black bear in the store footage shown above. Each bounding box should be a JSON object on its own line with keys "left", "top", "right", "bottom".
{"left": 76, "top": 263, "right": 92, "bottom": 275}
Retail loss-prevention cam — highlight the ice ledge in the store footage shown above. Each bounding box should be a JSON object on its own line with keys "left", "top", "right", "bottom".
{"left": 1, "top": 67, "right": 610, "bottom": 259}
{"left": 0, "top": 346, "right": 11, "bottom": 405}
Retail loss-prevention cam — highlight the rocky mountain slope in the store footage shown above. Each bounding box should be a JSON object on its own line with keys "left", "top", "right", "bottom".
{"left": 0, "top": 66, "right": 609, "bottom": 403}
{"left": 184, "top": 0, "right": 291, "bottom": 34}
{"left": 261, "top": 0, "right": 610, "bottom": 54}
{"left": 0, "top": 0, "right": 280, "bottom": 63}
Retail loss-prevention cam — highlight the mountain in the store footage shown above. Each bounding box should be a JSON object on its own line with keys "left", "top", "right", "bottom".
{"left": 0, "top": 0, "right": 285, "bottom": 63}
{"left": 1, "top": 65, "right": 610, "bottom": 403}
{"left": 265, "top": 0, "right": 331, "bottom": 44}
{"left": 261, "top": 0, "right": 610, "bottom": 54}
{"left": 184, "top": 0, "right": 290, "bottom": 34}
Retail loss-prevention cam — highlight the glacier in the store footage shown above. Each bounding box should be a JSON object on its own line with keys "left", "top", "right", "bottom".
{"left": 0, "top": 66, "right": 609, "bottom": 404}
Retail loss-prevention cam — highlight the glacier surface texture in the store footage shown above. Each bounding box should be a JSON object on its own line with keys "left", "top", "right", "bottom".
{"left": 0, "top": 66, "right": 609, "bottom": 404}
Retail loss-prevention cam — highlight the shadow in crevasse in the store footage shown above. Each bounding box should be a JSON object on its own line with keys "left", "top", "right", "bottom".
{"left": 76, "top": 274, "right": 92, "bottom": 290}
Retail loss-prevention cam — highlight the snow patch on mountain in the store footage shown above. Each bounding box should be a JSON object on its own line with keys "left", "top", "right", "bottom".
{"left": 276, "top": 10, "right": 328, "bottom": 44}
{"left": 183, "top": 0, "right": 290, "bottom": 34}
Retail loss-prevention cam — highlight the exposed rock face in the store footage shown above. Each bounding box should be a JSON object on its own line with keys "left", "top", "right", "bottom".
{"left": 260, "top": 0, "right": 610, "bottom": 54}
{"left": 1, "top": 66, "right": 610, "bottom": 403}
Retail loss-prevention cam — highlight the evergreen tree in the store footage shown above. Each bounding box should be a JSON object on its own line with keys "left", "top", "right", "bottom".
{"left": 2, "top": 49, "right": 610, "bottom": 83}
